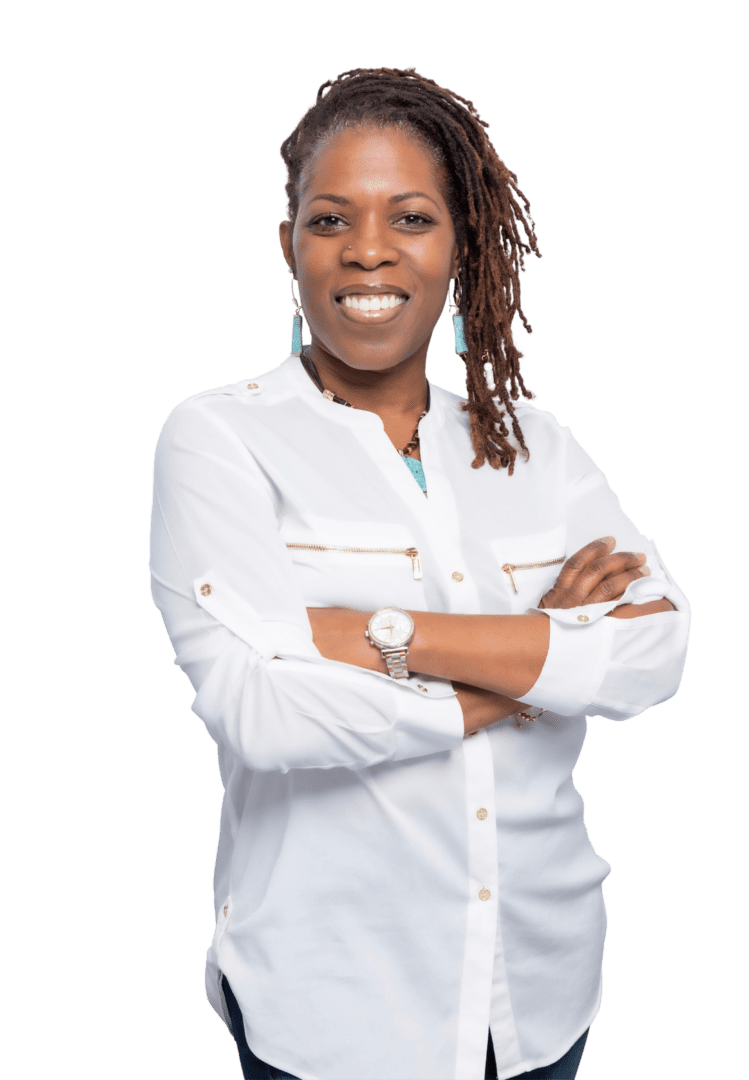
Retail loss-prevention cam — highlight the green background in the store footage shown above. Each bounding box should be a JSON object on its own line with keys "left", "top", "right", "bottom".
{"left": 5, "top": 0, "right": 746, "bottom": 1075}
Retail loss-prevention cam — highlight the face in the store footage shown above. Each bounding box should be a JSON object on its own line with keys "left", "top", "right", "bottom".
{"left": 279, "top": 125, "right": 460, "bottom": 374}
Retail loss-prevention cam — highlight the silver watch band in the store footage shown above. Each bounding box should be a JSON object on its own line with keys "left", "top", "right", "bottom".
{"left": 381, "top": 647, "right": 410, "bottom": 680}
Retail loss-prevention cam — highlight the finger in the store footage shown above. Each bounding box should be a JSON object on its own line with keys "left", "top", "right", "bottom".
{"left": 584, "top": 564, "right": 651, "bottom": 605}
{"left": 552, "top": 536, "right": 616, "bottom": 591}
{"left": 573, "top": 551, "right": 647, "bottom": 598}
{"left": 606, "top": 597, "right": 674, "bottom": 620}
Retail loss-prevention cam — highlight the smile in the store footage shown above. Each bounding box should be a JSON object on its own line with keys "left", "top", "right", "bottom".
{"left": 335, "top": 294, "right": 409, "bottom": 324}
{"left": 340, "top": 294, "right": 406, "bottom": 311}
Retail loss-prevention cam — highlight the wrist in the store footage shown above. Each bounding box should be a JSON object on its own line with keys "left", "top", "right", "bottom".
{"left": 366, "top": 607, "right": 416, "bottom": 679}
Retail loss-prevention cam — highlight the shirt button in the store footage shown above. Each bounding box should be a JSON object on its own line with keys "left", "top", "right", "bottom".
{"left": 416, "top": 684, "right": 428, "bottom": 693}
{"left": 577, "top": 614, "right": 589, "bottom": 622}
{"left": 479, "top": 888, "right": 491, "bottom": 901}
{"left": 247, "top": 382, "right": 259, "bottom": 389}
{"left": 222, "top": 904, "right": 229, "bottom": 916}
{"left": 452, "top": 571, "right": 464, "bottom": 582}
{"left": 200, "top": 584, "right": 212, "bottom": 596}
{"left": 476, "top": 808, "right": 488, "bottom": 820}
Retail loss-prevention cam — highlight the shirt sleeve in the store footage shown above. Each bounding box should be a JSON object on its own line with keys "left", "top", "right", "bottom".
{"left": 150, "top": 397, "right": 465, "bottom": 773}
{"left": 522, "top": 428, "right": 691, "bottom": 720}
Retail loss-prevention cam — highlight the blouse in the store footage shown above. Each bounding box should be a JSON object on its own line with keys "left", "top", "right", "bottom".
{"left": 150, "top": 353, "right": 690, "bottom": 1080}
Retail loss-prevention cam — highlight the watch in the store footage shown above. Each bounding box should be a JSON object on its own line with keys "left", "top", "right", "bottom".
{"left": 365, "top": 607, "right": 415, "bottom": 680}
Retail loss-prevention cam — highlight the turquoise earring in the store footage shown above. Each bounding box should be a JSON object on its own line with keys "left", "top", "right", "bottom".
{"left": 450, "top": 278, "right": 467, "bottom": 356}
{"left": 290, "top": 270, "right": 303, "bottom": 356}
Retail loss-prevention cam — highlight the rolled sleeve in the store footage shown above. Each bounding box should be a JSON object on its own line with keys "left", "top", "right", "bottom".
{"left": 523, "top": 603, "right": 618, "bottom": 716}
{"left": 519, "top": 430, "right": 691, "bottom": 719}
{"left": 151, "top": 399, "right": 465, "bottom": 772}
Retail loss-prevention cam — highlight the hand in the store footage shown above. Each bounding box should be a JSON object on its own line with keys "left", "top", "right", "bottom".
{"left": 538, "top": 536, "right": 650, "bottom": 610}
{"left": 453, "top": 681, "right": 527, "bottom": 736}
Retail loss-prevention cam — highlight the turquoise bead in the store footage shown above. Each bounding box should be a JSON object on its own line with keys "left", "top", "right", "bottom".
{"left": 452, "top": 314, "right": 467, "bottom": 355}
{"left": 291, "top": 314, "right": 303, "bottom": 356}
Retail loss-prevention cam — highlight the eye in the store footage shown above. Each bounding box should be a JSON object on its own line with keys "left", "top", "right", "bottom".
{"left": 308, "top": 214, "right": 346, "bottom": 231}
{"left": 396, "top": 213, "right": 433, "bottom": 228}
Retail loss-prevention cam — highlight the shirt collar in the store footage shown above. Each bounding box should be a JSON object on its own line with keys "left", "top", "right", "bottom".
{"left": 279, "top": 353, "right": 445, "bottom": 433}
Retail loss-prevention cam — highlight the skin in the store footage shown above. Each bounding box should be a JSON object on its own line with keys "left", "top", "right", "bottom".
{"left": 279, "top": 126, "right": 674, "bottom": 734}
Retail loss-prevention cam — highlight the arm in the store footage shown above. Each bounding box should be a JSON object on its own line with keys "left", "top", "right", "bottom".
{"left": 308, "top": 432, "right": 689, "bottom": 722}
{"left": 306, "top": 539, "right": 668, "bottom": 697}
{"left": 151, "top": 399, "right": 466, "bottom": 773}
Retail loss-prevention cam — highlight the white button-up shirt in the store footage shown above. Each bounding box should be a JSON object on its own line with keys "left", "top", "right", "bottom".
{"left": 150, "top": 354, "right": 689, "bottom": 1080}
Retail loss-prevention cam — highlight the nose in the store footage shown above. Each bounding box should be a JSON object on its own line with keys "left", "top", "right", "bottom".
{"left": 341, "top": 212, "right": 399, "bottom": 270}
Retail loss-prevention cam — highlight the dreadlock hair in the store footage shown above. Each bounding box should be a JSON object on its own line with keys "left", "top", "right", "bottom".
{"left": 280, "top": 67, "right": 541, "bottom": 474}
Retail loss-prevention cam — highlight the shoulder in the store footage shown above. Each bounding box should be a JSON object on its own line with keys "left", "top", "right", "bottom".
{"left": 512, "top": 397, "right": 571, "bottom": 444}
{"left": 158, "top": 361, "right": 291, "bottom": 430}
{"left": 435, "top": 382, "right": 572, "bottom": 458}
{"left": 175, "top": 361, "right": 290, "bottom": 414}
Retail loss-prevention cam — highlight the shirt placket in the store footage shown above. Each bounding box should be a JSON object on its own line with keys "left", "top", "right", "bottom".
{"left": 453, "top": 728, "right": 501, "bottom": 1079}
{"left": 420, "top": 419, "right": 513, "bottom": 1080}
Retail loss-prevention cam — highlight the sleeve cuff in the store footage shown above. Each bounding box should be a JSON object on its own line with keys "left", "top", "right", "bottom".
{"left": 522, "top": 556, "right": 674, "bottom": 716}
{"left": 392, "top": 674, "right": 465, "bottom": 761}
{"left": 523, "top": 602, "right": 617, "bottom": 716}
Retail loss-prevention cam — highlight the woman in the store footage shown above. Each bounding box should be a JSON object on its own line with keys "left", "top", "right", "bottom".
{"left": 151, "top": 68, "right": 689, "bottom": 1080}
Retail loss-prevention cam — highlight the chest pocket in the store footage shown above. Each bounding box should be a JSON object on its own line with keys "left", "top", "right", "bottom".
{"left": 488, "top": 526, "right": 567, "bottom": 613}
{"left": 280, "top": 514, "right": 427, "bottom": 612}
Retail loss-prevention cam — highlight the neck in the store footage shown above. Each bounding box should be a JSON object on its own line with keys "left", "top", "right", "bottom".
{"left": 302, "top": 342, "right": 429, "bottom": 420}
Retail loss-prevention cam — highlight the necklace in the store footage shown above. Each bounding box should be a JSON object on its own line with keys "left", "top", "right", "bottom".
{"left": 299, "top": 348, "right": 430, "bottom": 458}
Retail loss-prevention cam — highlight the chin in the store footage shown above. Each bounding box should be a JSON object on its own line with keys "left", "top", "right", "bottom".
{"left": 325, "top": 335, "right": 420, "bottom": 372}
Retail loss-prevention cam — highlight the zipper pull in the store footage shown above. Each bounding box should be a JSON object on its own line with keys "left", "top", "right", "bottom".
{"left": 502, "top": 563, "right": 518, "bottom": 593}
{"left": 405, "top": 547, "right": 422, "bottom": 580}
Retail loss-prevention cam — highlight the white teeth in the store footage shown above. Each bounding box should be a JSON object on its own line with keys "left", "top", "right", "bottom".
{"left": 342, "top": 294, "right": 406, "bottom": 311}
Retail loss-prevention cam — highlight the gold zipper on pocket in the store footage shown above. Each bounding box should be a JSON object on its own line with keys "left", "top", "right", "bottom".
{"left": 502, "top": 557, "right": 565, "bottom": 593}
{"left": 286, "top": 543, "right": 422, "bottom": 580}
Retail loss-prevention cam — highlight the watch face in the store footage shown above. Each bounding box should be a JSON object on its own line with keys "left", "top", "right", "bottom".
{"left": 369, "top": 608, "right": 414, "bottom": 649}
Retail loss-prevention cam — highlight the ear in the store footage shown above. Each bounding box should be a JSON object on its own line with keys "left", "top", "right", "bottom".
{"left": 279, "top": 220, "right": 295, "bottom": 275}
{"left": 451, "top": 239, "right": 466, "bottom": 280}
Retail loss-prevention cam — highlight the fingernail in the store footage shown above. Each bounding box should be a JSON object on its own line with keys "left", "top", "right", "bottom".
{"left": 601, "top": 536, "right": 615, "bottom": 545}
{"left": 636, "top": 553, "right": 647, "bottom": 561}
{"left": 640, "top": 566, "right": 651, "bottom": 576}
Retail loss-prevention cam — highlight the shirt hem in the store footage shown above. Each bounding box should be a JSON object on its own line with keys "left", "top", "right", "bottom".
{"left": 219, "top": 979, "right": 602, "bottom": 1080}
{"left": 494, "top": 977, "right": 602, "bottom": 1080}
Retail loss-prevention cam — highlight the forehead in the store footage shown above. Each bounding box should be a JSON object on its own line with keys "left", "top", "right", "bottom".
{"left": 300, "top": 125, "right": 445, "bottom": 204}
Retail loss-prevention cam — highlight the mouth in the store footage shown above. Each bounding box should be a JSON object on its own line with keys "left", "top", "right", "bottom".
{"left": 334, "top": 288, "right": 410, "bottom": 324}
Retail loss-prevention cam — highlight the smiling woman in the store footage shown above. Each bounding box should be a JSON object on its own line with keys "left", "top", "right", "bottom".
{"left": 150, "top": 67, "right": 689, "bottom": 1080}
{"left": 281, "top": 126, "right": 459, "bottom": 375}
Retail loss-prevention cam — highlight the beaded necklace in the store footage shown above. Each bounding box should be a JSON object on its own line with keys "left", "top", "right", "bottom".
{"left": 299, "top": 349, "right": 429, "bottom": 459}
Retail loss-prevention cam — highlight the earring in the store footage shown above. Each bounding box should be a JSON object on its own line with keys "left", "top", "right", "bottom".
{"left": 449, "top": 278, "right": 467, "bottom": 356}
{"left": 289, "top": 269, "right": 303, "bottom": 356}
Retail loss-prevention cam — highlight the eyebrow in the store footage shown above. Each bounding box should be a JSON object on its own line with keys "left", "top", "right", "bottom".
{"left": 309, "top": 190, "right": 440, "bottom": 209}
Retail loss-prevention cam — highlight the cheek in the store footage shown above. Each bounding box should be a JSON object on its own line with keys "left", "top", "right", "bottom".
{"left": 415, "top": 256, "right": 453, "bottom": 313}
{"left": 296, "top": 246, "right": 335, "bottom": 315}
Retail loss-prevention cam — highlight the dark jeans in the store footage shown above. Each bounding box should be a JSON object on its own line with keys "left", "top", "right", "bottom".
{"left": 222, "top": 974, "right": 589, "bottom": 1080}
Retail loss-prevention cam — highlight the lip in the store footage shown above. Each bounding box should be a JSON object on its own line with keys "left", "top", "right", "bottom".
{"left": 334, "top": 283, "right": 410, "bottom": 300}
{"left": 333, "top": 283, "right": 411, "bottom": 326}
